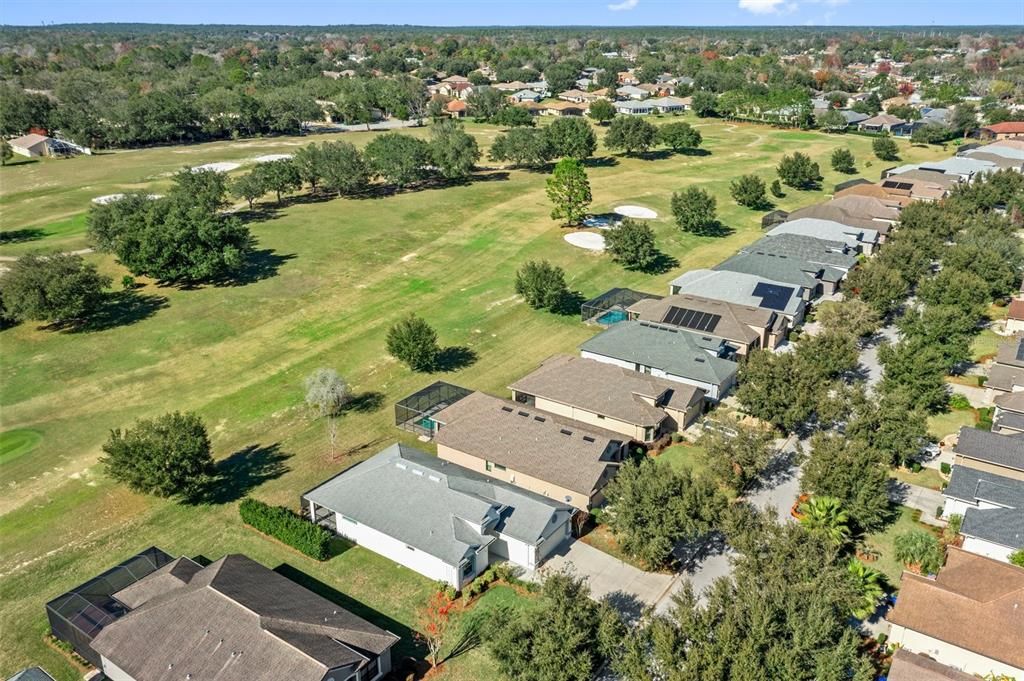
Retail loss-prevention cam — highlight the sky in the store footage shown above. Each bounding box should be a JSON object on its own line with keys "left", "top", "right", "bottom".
{"left": 2, "top": 0, "right": 1022, "bottom": 27}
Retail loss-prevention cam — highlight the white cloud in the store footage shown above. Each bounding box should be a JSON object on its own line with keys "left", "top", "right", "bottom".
{"left": 738, "top": 0, "right": 787, "bottom": 14}
{"left": 608, "top": 0, "right": 639, "bottom": 10}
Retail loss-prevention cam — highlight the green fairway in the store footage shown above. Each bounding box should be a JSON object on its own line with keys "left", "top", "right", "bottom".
{"left": 0, "top": 429, "right": 42, "bottom": 465}
{"left": 0, "top": 116, "right": 950, "bottom": 679}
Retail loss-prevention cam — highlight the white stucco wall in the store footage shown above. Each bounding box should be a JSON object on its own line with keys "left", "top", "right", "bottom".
{"left": 330, "top": 509, "right": 463, "bottom": 587}
{"left": 887, "top": 625, "right": 1024, "bottom": 679}
{"left": 961, "top": 536, "right": 1014, "bottom": 563}
{"left": 101, "top": 655, "right": 137, "bottom": 681}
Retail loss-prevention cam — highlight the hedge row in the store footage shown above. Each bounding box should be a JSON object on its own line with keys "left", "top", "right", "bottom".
{"left": 239, "top": 497, "right": 331, "bottom": 560}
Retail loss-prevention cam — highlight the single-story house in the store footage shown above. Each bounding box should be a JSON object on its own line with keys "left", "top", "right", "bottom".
{"left": 886, "top": 547, "right": 1024, "bottom": 678}
{"left": 645, "top": 96, "right": 690, "bottom": 113}
{"left": 787, "top": 196, "right": 899, "bottom": 241}
{"left": 986, "top": 337, "right": 1024, "bottom": 400}
{"left": 614, "top": 100, "right": 653, "bottom": 116}
{"left": 668, "top": 268, "right": 808, "bottom": 325}
{"left": 509, "top": 354, "right": 705, "bottom": 443}
{"left": 579, "top": 320, "right": 738, "bottom": 400}
{"left": 8, "top": 133, "right": 52, "bottom": 157}
{"left": 492, "top": 80, "right": 529, "bottom": 92}
{"left": 433, "top": 391, "right": 626, "bottom": 511}
{"left": 834, "top": 181, "right": 914, "bottom": 209}
{"left": 994, "top": 390, "right": 1024, "bottom": 435}
{"left": 767, "top": 217, "right": 879, "bottom": 254}
{"left": 508, "top": 89, "right": 543, "bottom": 103}
{"left": 89, "top": 553, "right": 399, "bottom": 681}
{"left": 878, "top": 171, "right": 956, "bottom": 201}
{"left": 957, "top": 147, "right": 1024, "bottom": 172}
{"left": 839, "top": 110, "right": 871, "bottom": 126}
{"left": 888, "top": 156, "right": 1001, "bottom": 183}
{"left": 953, "top": 426, "right": 1024, "bottom": 482}
{"left": 558, "top": 89, "right": 592, "bottom": 103}
{"left": 304, "top": 443, "right": 572, "bottom": 588}
{"left": 615, "top": 85, "right": 648, "bottom": 100}
{"left": 742, "top": 233, "right": 859, "bottom": 275}
{"left": 539, "top": 101, "right": 585, "bottom": 117}
{"left": 445, "top": 99, "right": 468, "bottom": 118}
{"left": 617, "top": 71, "right": 639, "bottom": 86}
{"left": 627, "top": 292, "right": 787, "bottom": 353}
{"left": 886, "top": 649, "right": 982, "bottom": 681}
{"left": 975, "top": 122, "right": 1024, "bottom": 141}
{"left": 943, "top": 465, "right": 1024, "bottom": 562}
{"left": 858, "top": 114, "right": 906, "bottom": 133}
{"left": 714, "top": 251, "right": 843, "bottom": 298}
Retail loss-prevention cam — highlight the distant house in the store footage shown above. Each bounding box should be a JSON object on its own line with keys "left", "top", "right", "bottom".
{"left": 645, "top": 96, "right": 690, "bottom": 113}
{"left": 445, "top": 99, "right": 468, "bottom": 118}
{"left": 579, "top": 321, "right": 738, "bottom": 400}
{"left": 953, "top": 426, "right": 1024, "bottom": 482}
{"left": 886, "top": 547, "right": 1024, "bottom": 678}
{"left": 986, "top": 338, "right": 1024, "bottom": 400}
{"left": 617, "top": 71, "right": 639, "bottom": 86}
{"left": 668, "top": 268, "right": 808, "bottom": 325}
{"left": 976, "top": 121, "right": 1024, "bottom": 140}
{"left": 714, "top": 251, "right": 844, "bottom": 298}
{"left": 943, "top": 463, "right": 1024, "bottom": 562}
{"left": 614, "top": 100, "right": 653, "bottom": 116}
{"left": 88, "top": 553, "right": 399, "bottom": 681}
{"left": 857, "top": 114, "right": 906, "bottom": 133}
{"left": 509, "top": 354, "right": 705, "bottom": 443}
{"left": 627, "top": 292, "right": 787, "bottom": 354}
{"left": 492, "top": 80, "right": 529, "bottom": 92}
{"left": 539, "top": 101, "right": 585, "bottom": 117}
{"left": 8, "top": 133, "right": 52, "bottom": 157}
{"left": 433, "top": 391, "right": 626, "bottom": 511}
{"left": 558, "top": 89, "right": 592, "bottom": 103}
{"left": 887, "top": 156, "right": 1001, "bottom": 183}
{"left": 615, "top": 85, "right": 648, "bottom": 100}
{"left": 304, "top": 443, "right": 573, "bottom": 587}
{"left": 508, "top": 89, "right": 543, "bottom": 103}
{"left": 767, "top": 217, "right": 879, "bottom": 254}
{"left": 839, "top": 110, "right": 870, "bottom": 126}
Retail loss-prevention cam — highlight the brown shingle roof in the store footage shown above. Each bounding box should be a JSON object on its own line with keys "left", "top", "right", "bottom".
{"left": 984, "top": 122, "right": 1024, "bottom": 135}
{"left": 433, "top": 391, "right": 621, "bottom": 497}
{"left": 509, "top": 355, "right": 703, "bottom": 428}
{"left": 834, "top": 183, "right": 913, "bottom": 208}
{"left": 886, "top": 650, "right": 977, "bottom": 681}
{"left": 91, "top": 555, "right": 398, "bottom": 681}
{"left": 626, "top": 293, "right": 776, "bottom": 346}
{"left": 788, "top": 202, "right": 892, "bottom": 234}
{"left": 825, "top": 195, "right": 900, "bottom": 222}
{"left": 1008, "top": 300, "right": 1024, "bottom": 321}
{"left": 887, "top": 547, "right": 1024, "bottom": 669}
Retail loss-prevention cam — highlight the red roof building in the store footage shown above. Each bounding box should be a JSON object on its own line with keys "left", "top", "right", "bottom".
{"left": 978, "top": 122, "right": 1024, "bottom": 140}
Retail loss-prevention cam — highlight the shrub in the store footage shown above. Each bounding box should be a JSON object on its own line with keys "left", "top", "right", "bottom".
{"left": 1010, "top": 549, "right": 1024, "bottom": 568}
{"left": 770, "top": 179, "right": 784, "bottom": 197}
{"left": 976, "top": 407, "right": 994, "bottom": 431}
{"left": 948, "top": 393, "right": 971, "bottom": 410}
{"left": 940, "top": 462, "right": 951, "bottom": 475}
{"left": 876, "top": 633, "right": 888, "bottom": 646}
{"left": 911, "top": 461, "right": 922, "bottom": 473}
{"left": 239, "top": 498, "right": 332, "bottom": 560}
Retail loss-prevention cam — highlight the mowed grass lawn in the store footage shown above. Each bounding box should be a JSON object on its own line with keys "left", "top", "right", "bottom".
{"left": 0, "top": 116, "right": 949, "bottom": 678}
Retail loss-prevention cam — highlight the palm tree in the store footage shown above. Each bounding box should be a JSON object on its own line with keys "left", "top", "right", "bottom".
{"left": 798, "top": 496, "right": 852, "bottom": 545}
{"left": 847, "top": 559, "right": 886, "bottom": 619}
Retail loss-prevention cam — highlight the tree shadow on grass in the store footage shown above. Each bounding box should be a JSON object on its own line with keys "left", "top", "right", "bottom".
{"left": 66, "top": 290, "right": 169, "bottom": 333}
{"left": 583, "top": 156, "right": 619, "bottom": 168}
{"left": 444, "top": 607, "right": 487, "bottom": 663}
{"left": 230, "top": 206, "right": 284, "bottom": 224}
{"left": 273, "top": 563, "right": 427, "bottom": 661}
{"left": 434, "top": 346, "right": 478, "bottom": 372}
{"left": 691, "top": 221, "right": 735, "bottom": 238}
{"left": 634, "top": 149, "right": 675, "bottom": 161}
{"left": 194, "top": 442, "right": 291, "bottom": 505}
{"left": 0, "top": 228, "right": 45, "bottom": 244}
{"left": 628, "top": 250, "right": 679, "bottom": 275}
{"left": 553, "top": 290, "right": 587, "bottom": 316}
{"left": 342, "top": 391, "right": 386, "bottom": 415}
{"left": 216, "top": 249, "right": 297, "bottom": 287}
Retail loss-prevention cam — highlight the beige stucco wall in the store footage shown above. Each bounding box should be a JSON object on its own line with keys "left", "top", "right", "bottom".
{"left": 1006, "top": 318, "right": 1024, "bottom": 335}
{"left": 531, "top": 395, "right": 653, "bottom": 441}
{"left": 887, "top": 624, "right": 1024, "bottom": 679}
{"left": 437, "top": 443, "right": 603, "bottom": 510}
{"left": 953, "top": 455, "right": 1024, "bottom": 482}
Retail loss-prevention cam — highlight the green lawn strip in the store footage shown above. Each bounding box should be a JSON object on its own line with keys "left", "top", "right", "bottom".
{"left": 889, "top": 466, "right": 945, "bottom": 492}
{"left": 861, "top": 506, "right": 942, "bottom": 585}
{"left": 0, "top": 429, "right": 43, "bottom": 465}
{"left": 927, "top": 408, "right": 978, "bottom": 441}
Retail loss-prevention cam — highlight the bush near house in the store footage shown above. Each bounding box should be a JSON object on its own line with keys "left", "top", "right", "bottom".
{"left": 238, "top": 497, "right": 332, "bottom": 560}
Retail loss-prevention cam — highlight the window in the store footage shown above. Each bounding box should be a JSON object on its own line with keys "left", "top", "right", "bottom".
{"left": 494, "top": 463, "right": 507, "bottom": 471}
{"left": 462, "top": 561, "right": 474, "bottom": 577}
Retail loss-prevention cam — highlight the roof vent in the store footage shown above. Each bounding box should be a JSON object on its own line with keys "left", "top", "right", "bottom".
{"left": 518, "top": 411, "right": 529, "bottom": 417}
{"left": 560, "top": 429, "right": 573, "bottom": 436}
{"left": 501, "top": 405, "right": 514, "bottom": 413}
{"left": 534, "top": 415, "right": 546, "bottom": 422}
{"left": 583, "top": 436, "right": 595, "bottom": 443}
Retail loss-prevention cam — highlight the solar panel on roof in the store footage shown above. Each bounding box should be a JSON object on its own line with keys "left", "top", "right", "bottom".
{"left": 661, "top": 306, "right": 721, "bottom": 333}
{"left": 752, "top": 282, "right": 796, "bottom": 311}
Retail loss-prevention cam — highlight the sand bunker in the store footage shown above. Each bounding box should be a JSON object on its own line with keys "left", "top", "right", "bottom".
{"left": 253, "top": 154, "right": 293, "bottom": 163}
{"left": 92, "top": 193, "right": 162, "bottom": 205}
{"left": 191, "top": 161, "right": 241, "bottom": 173}
{"left": 564, "top": 232, "right": 606, "bottom": 251}
{"left": 614, "top": 205, "right": 658, "bottom": 219}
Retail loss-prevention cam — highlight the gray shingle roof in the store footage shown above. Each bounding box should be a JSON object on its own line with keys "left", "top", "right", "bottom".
{"left": 509, "top": 354, "right": 703, "bottom": 428}
{"left": 579, "top": 321, "right": 737, "bottom": 387}
{"left": 955, "top": 427, "right": 1024, "bottom": 472}
{"left": 91, "top": 554, "right": 398, "bottom": 681}
{"left": 768, "top": 217, "right": 879, "bottom": 247}
{"left": 742, "top": 234, "right": 858, "bottom": 271}
{"left": 305, "top": 443, "right": 573, "bottom": 563}
{"left": 669, "top": 269, "right": 807, "bottom": 318}
{"left": 6, "top": 669, "right": 57, "bottom": 681}
{"left": 944, "top": 466, "right": 1024, "bottom": 508}
{"left": 714, "top": 252, "right": 823, "bottom": 289}
{"left": 433, "top": 392, "right": 623, "bottom": 498}
{"left": 961, "top": 507, "right": 1024, "bottom": 550}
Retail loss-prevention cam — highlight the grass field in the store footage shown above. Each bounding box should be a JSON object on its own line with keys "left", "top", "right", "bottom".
{"left": 0, "top": 115, "right": 950, "bottom": 678}
{"left": 861, "top": 506, "right": 941, "bottom": 585}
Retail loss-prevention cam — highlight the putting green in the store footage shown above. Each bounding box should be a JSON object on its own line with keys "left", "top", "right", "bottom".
{"left": 0, "top": 429, "right": 43, "bottom": 465}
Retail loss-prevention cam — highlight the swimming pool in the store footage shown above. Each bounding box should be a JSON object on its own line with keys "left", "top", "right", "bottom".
{"left": 596, "top": 309, "right": 628, "bottom": 325}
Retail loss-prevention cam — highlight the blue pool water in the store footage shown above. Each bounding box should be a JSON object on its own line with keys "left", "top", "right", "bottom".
{"left": 596, "top": 309, "right": 628, "bottom": 325}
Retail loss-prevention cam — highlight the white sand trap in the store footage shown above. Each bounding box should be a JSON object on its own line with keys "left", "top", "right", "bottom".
{"left": 92, "top": 193, "right": 162, "bottom": 205}
{"left": 564, "top": 232, "right": 606, "bottom": 251}
{"left": 615, "top": 205, "right": 658, "bottom": 219}
{"left": 191, "top": 161, "right": 241, "bottom": 173}
{"left": 253, "top": 154, "right": 293, "bottom": 163}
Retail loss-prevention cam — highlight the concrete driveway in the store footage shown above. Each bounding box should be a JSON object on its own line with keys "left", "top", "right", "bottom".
{"left": 538, "top": 539, "right": 674, "bottom": 620}
{"left": 889, "top": 480, "right": 946, "bottom": 526}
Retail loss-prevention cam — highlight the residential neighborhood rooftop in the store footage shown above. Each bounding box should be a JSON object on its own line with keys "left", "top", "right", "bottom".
{"left": 767, "top": 217, "right": 879, "bottom": 248}
{"left": 626, "top": 292, "right": 781, "bottom": 346}
{"left": 742, "top": 233, "right": 858, "bottom": 271}
{"left": 955, "top": 427, "right": 1024, "bottom": 472}
{"left": 669, "top": 268, "right": 807, "bottom": 317}
{"left": 885, "top": 649, "right": 977, "bottom": 681}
